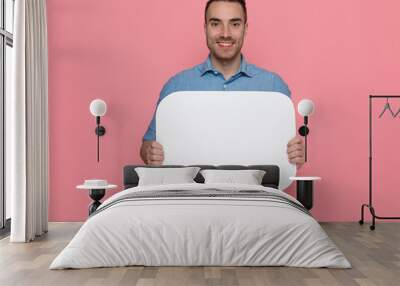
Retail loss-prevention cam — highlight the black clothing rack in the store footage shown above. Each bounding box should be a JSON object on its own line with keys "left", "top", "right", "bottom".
{"left": 359, "top": 95, "right": 400, "bottom": 230}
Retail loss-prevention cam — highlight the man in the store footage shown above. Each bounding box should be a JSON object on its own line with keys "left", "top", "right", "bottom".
{"left": 140, "top": 0, "right": 305, "bottom": 167}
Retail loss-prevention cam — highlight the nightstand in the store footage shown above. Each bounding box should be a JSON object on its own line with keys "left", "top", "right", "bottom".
{"left": 77, "top": 180, "right": 117, "bottom": 215}
{"left": 289, "top": 177, "right": 321, "bottom": 210}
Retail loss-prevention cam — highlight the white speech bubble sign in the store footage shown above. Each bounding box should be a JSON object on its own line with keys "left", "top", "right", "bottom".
{"left": 156, "top": 91, "right": 296, "bottom": 190}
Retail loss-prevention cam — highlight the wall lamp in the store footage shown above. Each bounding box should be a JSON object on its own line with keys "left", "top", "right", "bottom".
{"left": 89, "top": 99, "right": 107, "bottom": 162}
{"left": 297, "top": 99, "right": 315, "bottom": 163}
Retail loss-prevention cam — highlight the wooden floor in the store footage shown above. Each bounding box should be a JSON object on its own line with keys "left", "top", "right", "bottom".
{"left": 0, "top": 222, "right": 399, "bottom": 286}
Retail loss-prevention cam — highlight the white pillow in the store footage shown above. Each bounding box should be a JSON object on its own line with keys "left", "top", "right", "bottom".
{"left": 135, "top": 167, "right": 201, "bottom": 186}
{"left": 200, "top": 169, "right": 266, "bottom": 185}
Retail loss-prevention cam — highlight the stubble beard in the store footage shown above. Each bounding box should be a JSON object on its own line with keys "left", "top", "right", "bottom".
{"left": 207, "top": 39, "right": 243, "bottom": 65}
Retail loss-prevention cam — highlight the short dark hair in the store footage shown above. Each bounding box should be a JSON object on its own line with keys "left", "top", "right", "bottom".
{"left": 205, "top": 0, "right": 247, "bottom": 24}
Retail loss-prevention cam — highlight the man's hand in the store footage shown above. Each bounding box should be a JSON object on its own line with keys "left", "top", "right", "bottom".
{"left": 140, "top": 141, "right": 164, "bottom": 166}
{"left": 287, "top": 136, "right": 305, "bottom": 168}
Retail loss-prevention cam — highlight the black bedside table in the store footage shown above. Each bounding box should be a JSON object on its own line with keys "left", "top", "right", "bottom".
{"left": 77, "top": 181, "right": 117, "bottom": 215}
{"left": 289, "top": 177, "right": 321, "bottom": 210}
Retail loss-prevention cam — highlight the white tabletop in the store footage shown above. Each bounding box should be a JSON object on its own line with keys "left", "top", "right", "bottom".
{"left": 289, "top": 177, "right": 321, "bottom": 181}
{"left": 76, "top": 184, "right": 117, "bottom": 190}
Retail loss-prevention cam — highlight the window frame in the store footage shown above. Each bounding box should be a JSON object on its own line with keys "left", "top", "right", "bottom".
{"left": 0, "top": 0, "right": 14, "bottom": 232}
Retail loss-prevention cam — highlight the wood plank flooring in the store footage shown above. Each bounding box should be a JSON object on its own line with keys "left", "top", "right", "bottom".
{"left": 0, "top": 222, "right": 399, "bottom": 286}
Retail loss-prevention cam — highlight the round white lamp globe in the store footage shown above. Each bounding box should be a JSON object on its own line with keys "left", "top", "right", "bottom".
{"left": 90, "top": 99, "right": 107, "bottom": 117}
{"left": 298, "top": 99, "right": 315, "bottom": 117}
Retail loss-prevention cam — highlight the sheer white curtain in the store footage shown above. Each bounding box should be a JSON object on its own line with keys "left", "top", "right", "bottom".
{"left": 8, "top": 0, "right": 49, "bottom": 242}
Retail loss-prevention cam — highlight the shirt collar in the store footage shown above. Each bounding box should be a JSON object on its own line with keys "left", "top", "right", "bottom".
{"left": 199, "top": 54, "right": 253, "bottom": 78}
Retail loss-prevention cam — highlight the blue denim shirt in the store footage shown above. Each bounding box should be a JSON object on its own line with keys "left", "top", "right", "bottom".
{"left": 143, "top": 55, "right": 291, "bottom": 141}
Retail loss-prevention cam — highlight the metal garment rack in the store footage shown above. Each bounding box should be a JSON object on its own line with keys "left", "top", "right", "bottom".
{"left": 359, "top": 95, "right": 400, "bottom": 230}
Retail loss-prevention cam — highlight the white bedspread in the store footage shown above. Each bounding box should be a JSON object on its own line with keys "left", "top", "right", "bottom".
{"left": 50, "top": 183, "right": 351, "bottom": 269}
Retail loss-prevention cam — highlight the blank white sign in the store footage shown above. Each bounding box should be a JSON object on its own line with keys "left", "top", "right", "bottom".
{"left": 156, "top": 91, "right": 296, "bottom": 190}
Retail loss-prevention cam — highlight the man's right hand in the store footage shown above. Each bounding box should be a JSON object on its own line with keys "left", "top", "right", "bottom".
{"left": 140, "top": 141, "right": 164, "bottom": 166}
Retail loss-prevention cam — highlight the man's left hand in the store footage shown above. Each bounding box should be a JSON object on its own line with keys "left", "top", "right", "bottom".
{"left": 287, "top": 136, "right": 305, "bottom": 168}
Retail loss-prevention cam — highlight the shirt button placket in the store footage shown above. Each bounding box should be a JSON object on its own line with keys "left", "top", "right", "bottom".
{"left": 223, "top": 84, "right": 227, "bottom": 90}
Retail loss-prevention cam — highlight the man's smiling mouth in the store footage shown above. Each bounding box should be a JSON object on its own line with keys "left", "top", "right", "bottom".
{"left": 217, "top": 42, "right": 234, "bottom": 48}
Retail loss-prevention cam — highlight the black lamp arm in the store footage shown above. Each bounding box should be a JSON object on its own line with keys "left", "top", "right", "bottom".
{"left": 94, "top": 116, "right": 106, "bottom": 162}
{"left": 298, "top": 116, "right": 309, "bottom": 163}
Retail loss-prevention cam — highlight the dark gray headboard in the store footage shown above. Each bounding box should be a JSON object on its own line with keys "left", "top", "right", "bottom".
{"left": 123, "top": 165, "right": 280, "bottom": 189}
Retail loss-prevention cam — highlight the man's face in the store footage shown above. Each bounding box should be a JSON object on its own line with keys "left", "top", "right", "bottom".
{"left": 205, "top": 1, "right": 248, "bottom": 62}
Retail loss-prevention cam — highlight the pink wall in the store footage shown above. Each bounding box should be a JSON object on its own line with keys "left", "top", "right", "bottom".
{"left": 47, "top": 0, "right": 400, "bottom": 222}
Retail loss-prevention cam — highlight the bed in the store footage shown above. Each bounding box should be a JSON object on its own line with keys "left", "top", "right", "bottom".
{"left": 50, "top": 92, "right": 351, "bottom": 269}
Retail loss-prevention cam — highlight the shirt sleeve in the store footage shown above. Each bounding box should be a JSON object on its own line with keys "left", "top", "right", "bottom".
{"left": 142, "top": 78, "right": 176, "bottom": 141}
{"left": 142, "top": 115, "right": 156, "bottom": 141}
{"left": 273, "top": 74, "right": 291, "bottom": 98}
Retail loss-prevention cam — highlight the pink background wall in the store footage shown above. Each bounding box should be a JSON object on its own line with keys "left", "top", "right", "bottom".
{"left": 47, "top": 0, "right": 400, "bottom": 222}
